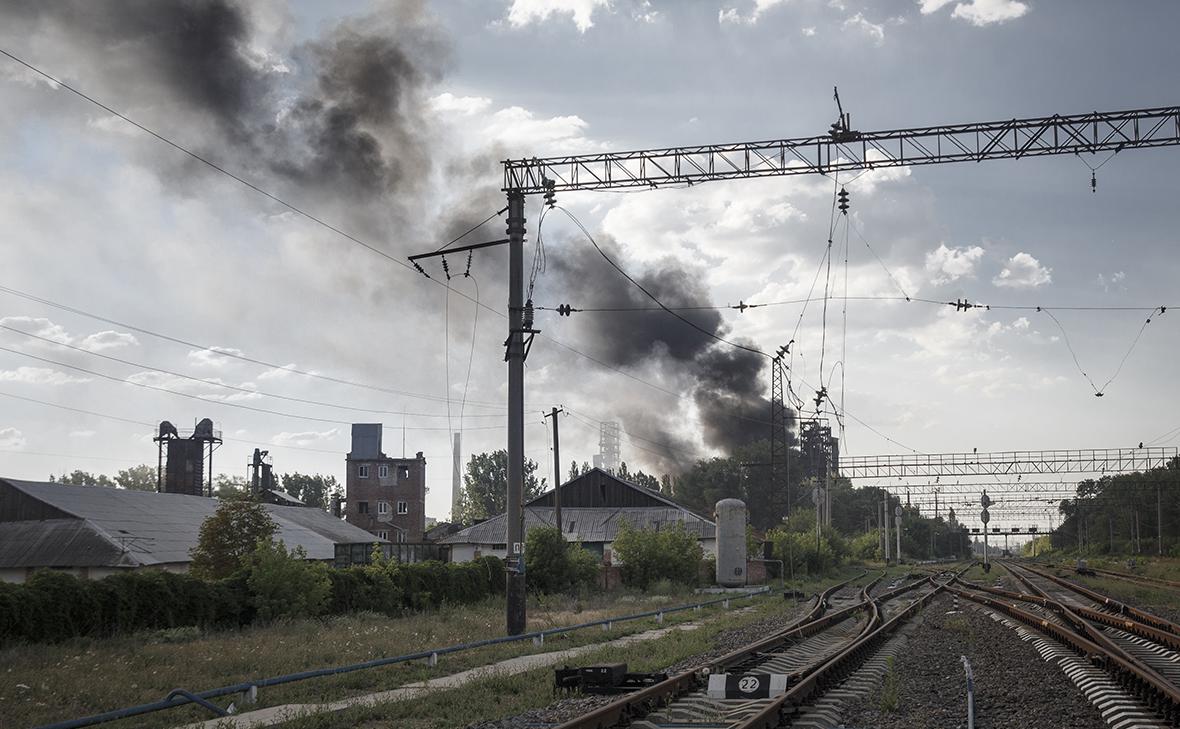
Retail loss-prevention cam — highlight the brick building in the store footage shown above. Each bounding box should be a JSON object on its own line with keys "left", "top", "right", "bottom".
{"left": 344, "top": 424, "right": 426, "bottom": 542}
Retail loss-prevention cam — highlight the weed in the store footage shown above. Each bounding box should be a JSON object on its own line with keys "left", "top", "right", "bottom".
{"left": 879, "top": 655, "right": 900, "bottom": 712}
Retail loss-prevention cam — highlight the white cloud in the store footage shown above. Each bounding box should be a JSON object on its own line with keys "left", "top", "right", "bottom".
{"left": 505, "top": 0, "right": 612, "bottom": 32}
{"left": 257, "top": 364, "right": 300, "bottom": 381}
{"left": 843, "top": 13, "right": 885, "bottom": 44}
{"left": 952, "top": 0, "right": 1028, "bottom": 25}
{"left": 719, "top": 0, "right": 788, "bottom": 25}
{"left": 0, "top": 316, "right": 71, "bottom": 344}
{"left": 429, "top": 93, "right": 492, "bottom": 116}
{"left": 69, "top": 429, "right": 96, "bottom": 438}
{"left": 187, "top": 346, "right": 246, "bottom": 368}
{"left": 1097, "top": 271, "right": 1126, "bottom": 293}
{"left": 918, "top": 0, "right": 955, "bottom": 13}
{"left": 125, "top": 371, "right": 262, "bottom": 402}
{"left": 478, "top": 106, "right": 603, "bottom": 155}
{"left": 801, "top": 26, "right": 817, "bottom": 36}
{"left": 993, "top": 252, "right": 1052, "bottom": 288}
{"left": 0, "top": 427, "right": 26, "bottom": 448}
{"left": 271, "top": 428, "right": 340, "bottom": 447}
{"left": 925, "top": 243, "right": 984, "bottom": 284}
{"left": 79, "top": 330, "right": 138, "bottom": 352}
{"left": 0, "top": 366, "right": 91, "bottom": 385}
{"left": 921, "top": 0, "right": 1028, "bottom": 26}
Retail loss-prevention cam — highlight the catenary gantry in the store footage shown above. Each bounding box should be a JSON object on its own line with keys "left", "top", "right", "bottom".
{"left": 839, "top": 447, "right": 1177, "bottom": 479}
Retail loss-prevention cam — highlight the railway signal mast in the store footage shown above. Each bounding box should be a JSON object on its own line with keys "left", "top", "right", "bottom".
{"left": 417, "top": 102, "right": 1180, "bottom": 635}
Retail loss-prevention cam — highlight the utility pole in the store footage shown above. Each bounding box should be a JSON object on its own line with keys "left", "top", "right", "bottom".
{"left": 895, "top": 504, "right": 902, "bottom": 565}
{"left": 505, "top": 191, "right": 527, "bottom": 636}
{"left": 544, "top": 407, "right": 564, "bottom": 535}
{"left": 883, "top": 492, "right": 891, "bottom": 563}
{"left": 1158, "top": 479, "right": 1164, "bottom": 556}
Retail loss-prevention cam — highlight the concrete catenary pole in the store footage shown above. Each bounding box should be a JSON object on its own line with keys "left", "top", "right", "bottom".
{"left": 895, "top": 505, "right": 902, "bottom": 564}
{"left": 506, "top": 192, "right": 527, "bottom": 635}
{"left": 883, "top": 492, "right": 891, "bottom": 563}
{"left": 451, "top": 432, "right": 462, "bottom": 521}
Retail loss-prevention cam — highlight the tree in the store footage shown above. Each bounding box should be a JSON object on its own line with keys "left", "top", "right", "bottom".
{"left": 115, "top": 464, "right": 157, "bottom": 492}
{"left": 51, "top": 470, "right": 115, "bottom": 488}
{"left": 213, "top": 474, "right": 249, "bottom": 500}
{"left": 568, "top": 460, "right": 580, "bottom": 482}
{"left": 281, "top": 472, "right": 341, "bottom": 509}
{"left": 190, "top": 499, "right": 277, "bottom": 579}
{"left": 247, "top": 540, "right": 331, "bottom": 621}
{"left": 454, "top": 450, "right": 545, "bottom": 524}
{"left": 524, "top": 526, "right": 599, "bottom": 593}
{"left": 612, "top": 521, "right": 703, "bottom": 589}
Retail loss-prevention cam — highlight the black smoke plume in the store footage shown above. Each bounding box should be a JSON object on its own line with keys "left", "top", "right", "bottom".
{"left": 548, "top": 235, "right": 770, "bottom": 465}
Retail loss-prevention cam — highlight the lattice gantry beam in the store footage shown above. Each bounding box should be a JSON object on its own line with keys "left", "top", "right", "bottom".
{"left": 840, "top": 447, "right": 1178, "bottom": 479}
{"left": 504, "top": 106, "right": 1180, "bottom": 194}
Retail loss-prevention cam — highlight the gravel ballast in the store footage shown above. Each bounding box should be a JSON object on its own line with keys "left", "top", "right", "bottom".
{"left": 840, "top": 593, "right": 1107, "bottom": 729}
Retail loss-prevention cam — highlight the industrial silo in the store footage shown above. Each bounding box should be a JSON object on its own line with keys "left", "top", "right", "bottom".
{"left": 714, "top": 499, "right": 747, "bottom": 587}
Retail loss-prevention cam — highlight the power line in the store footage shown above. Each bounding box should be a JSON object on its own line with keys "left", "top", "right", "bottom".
{"left": 552, "top": 205, "right": 769, "bottom": 359}
{"left": 0, "top": 324, "right": 503, "bottom": 421}
{"left": 0, "top": 282, "right": 508, "bottom": 411}
{"left": 0, "top": 345, "right": 510, "bottom": 432}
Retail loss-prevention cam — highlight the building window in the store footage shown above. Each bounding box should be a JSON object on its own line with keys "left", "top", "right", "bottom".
{"left": 358, "top": 465, "right": 370, "bottom": 478}
{"left": 397, "top": 501, "right": 408, "bottom": 514}
{"left": 358, "top": 501, "right": 369, "bottom": 514}
{"left": 377, "top": 531, "right": 388, "bottom": 540}
{"left": 400, "top": 466, "right": 410, "bottom": 480}
{"left": 378, "top": 501, "right": 389, "bottom": 515}
{"left": 379, "top": 465, "right": 389, "bottom": 478}
{"left": 397, "top": 531, "right": 407, "bottom": 543}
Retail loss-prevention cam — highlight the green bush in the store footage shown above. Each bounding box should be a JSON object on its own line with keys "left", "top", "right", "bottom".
{"left": 248, "top": 540, "right": 331, "bottom": 622}
{"left": 524, "top": 526, "right": 601, "bottom": 594}
{"left": 612, "top": 522, "right": 703, "bottom": 590}
{"left": 0, "top": 555, "right": 507, "bottom": 645}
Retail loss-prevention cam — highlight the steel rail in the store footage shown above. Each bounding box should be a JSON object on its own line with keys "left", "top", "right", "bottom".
{"left": 995, "top": 562, "right": 1179, "bottom": 693}
{"left": 732, "top": 576, "right": 950, "bottom": 729}
{"left": 954, "top": 577, "right": 1180, "bottom": 653}
{"left": 1084, "top": 566, "right": 1180, "bottom": 591}
{"left": 1012, "top": 562, "right": 1180, "bottom": 638}
{"left": 948, "top": 584, "right": 1180, "bottom": 722}
{"left": 550, "top": 572, "right": 866, "bottom": 729}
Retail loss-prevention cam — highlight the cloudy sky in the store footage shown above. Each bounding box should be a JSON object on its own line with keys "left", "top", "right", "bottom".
{"left": 2, "top": 0, "right": 1179, "bottom": 524}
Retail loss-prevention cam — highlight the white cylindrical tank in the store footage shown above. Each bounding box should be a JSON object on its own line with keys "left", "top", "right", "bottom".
{"left": 715, "top": 498, "right": 747, "bottom": 587}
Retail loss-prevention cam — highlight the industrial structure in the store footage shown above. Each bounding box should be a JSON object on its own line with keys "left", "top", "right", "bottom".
{"left": 152, "top": 417, "right": 221, "bottom": 496}
{"left": 592, "top": 421, "right": 621, "bottom": 473}
{"left": 343, "top": 423, "right": 427, "bottom": 542}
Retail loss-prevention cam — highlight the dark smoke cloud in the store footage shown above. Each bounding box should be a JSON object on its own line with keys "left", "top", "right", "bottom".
{"left": 548, "top": 235, "right": 770, "bottom": 463}
{"left": 6, "top": 0, "right": 451, "bottom": 228}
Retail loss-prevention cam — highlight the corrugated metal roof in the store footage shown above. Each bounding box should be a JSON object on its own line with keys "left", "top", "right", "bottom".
{"left": 0, "top": 519, "right": 137, "bottom": 569}
{"left": 440, "top": 506, "right": 715, "bottom": 545}
{"left": 0, "top": 479, "right": 385, "bottom": 567}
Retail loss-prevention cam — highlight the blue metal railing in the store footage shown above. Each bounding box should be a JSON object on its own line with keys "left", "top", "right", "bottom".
{"left": 37, "top": 586, "right": 771, "bottom": 729}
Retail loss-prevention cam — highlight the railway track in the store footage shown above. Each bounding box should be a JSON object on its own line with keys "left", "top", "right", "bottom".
{"left": 950, "top": 560, "right": 1180, "bottom": 725}
{"left": 554, "top": 569, "right": 954, "bottom": 729}
{"left": 1082, "top": 565, "right": 1180, "bottom": 592}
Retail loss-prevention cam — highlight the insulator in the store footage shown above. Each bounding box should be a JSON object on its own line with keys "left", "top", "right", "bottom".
{"left": 837, "top": 186, "right": 850, "bottom": 215}
{"left": 523, "top": 299, "right": 535, "bottom": 330}
{"left": 464, "top": 250, "right": 473, "bottom": 277}
{"left": 412, "top": 261, "right": 430, "bottom": 278}
{"left": 441, "top": 255, "right": 451, "bottom": 281}
{"left": 1091, "top": 171, "right": 1096, "bottom": 193}
{"left": 557, "top": 304, "right": 572, "bottom": 316}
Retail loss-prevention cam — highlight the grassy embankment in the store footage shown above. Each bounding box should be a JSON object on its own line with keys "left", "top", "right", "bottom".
{"left": 2, "top": 570, "right": 863, "bottom": 729}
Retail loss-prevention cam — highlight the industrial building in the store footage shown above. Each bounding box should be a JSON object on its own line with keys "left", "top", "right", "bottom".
{"left": 440, "top": 468, "right": 717, "bottom": 563}
{"left": 343, "top": 424, "right": 427, "bottom": 542}
{"left": 0, "top": 477, "right": 384, "bottom": 583}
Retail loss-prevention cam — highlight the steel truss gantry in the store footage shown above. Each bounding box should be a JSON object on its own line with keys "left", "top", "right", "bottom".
{"left": 504, "top": 106, "right": 1180, "bottom": 194}
{"left": 840, "top": 447, "right": 1178, "bottom": 479}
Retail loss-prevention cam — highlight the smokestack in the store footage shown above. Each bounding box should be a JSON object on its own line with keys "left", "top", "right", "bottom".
{"left": 451, "top": 431, "right": 461, "bottom": 520}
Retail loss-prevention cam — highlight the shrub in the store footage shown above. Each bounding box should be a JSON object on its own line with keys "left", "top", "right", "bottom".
{"left": 612, "top": 522, "right": 703, "bottom": 590}
{"left": 247, "top": 540, "right": 332, "bottom": 622}
{"left": 524, "top": 526, "right": 601, "bottom": 594}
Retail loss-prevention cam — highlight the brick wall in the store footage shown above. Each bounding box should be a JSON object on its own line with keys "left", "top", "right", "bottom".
{"left": 344, "top": 452, "right": 427, "bottom": 541}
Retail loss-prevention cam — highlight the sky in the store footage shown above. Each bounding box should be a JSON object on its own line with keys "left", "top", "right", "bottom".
{"left": 1, "top": 0, "right": 1179, "bottom": 527}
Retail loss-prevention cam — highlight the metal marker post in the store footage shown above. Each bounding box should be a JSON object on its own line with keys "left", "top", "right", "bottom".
{"left": 981, "top": 491, "right": 991, "bottom": 570}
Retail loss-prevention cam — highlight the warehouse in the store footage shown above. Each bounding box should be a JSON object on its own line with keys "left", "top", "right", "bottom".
{"left": 440, "top": 468, "right": 717, "bottom": 563}
{"left": 0, "top": 477, "right": 383, "bottom": 583}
